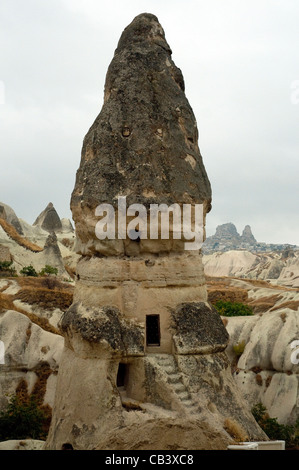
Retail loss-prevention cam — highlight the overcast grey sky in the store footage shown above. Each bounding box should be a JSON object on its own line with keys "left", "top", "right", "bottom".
{"left": 0, "top": 0, "right": 298, "bottom": 244}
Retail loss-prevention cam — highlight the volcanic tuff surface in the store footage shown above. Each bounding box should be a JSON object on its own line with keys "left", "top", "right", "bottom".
{"left": 71, "top": 12, "right": 211, "bottom": 255}
{"left": 203, "top": 222, "right": 298, "bottom": 254}
{"left": 33, "top": 202, "right": 63, "bottom": 233}
{"left": 44, "top": 13, "right": 267, "bottom": 451}
{"left": 0, "top": 201, "right": 77, "bottom": 278}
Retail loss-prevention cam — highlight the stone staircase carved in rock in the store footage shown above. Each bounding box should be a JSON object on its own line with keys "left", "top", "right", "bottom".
{"left": 153, "top": 354, "right": 198, "bottom": 414}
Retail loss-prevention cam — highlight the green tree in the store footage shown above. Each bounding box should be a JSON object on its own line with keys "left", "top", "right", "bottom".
{"left": 0, "top": 261, "right": 16, "bottom": 277}
{"left": 39, "top": 265, "right": 58, "bottom": 276}
{"left": 252, "top": 403, "right": 299, "bottom": 449}
{"left": 0, "top": 261, "right": 12, "bottom": 271}
{"left": 214, "top": 300, "right": 253, "bottom": 317}
{"left": 0, "top": 394, "right": 48, "bottom": 441}
{"left": 232, "top": 340, "right": 246, "bottom": 357}
{"left": 20, "top": 265, "right": 38, "bottom": 277}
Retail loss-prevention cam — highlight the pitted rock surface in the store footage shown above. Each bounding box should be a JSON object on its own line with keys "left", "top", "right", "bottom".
{"left": 171, "top": 302, "right": 229, "bottom": 354}
{"left": 71, "top": 13, "right": 211, "bottom": 248}
{"left": 61, "top": 302, "right": 144, "bottom": 355}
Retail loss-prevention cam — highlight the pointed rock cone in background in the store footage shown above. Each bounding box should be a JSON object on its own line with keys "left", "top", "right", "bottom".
{"left": 45, "top": 13, "right": 266, "bottom": 450}
{"left": 241, "top": 225, "right": 257, "bottom": 244}
{"left": 33, "top": 202, "right": 62, "bottom": 233}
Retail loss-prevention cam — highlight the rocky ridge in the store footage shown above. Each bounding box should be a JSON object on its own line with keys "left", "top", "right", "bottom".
{"left": 0, "top": 201, "right": 78, "bottom": 279}
{"left": 203, "top": 222, "right": 298, "bottom": 254}
{"left": 203, "top": 249, "right": 299, "bottom": 288}
{"left": 206, "top": 275, "right": 299, "bottom": 426}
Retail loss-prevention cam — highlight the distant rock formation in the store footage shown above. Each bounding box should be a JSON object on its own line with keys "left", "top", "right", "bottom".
{"left": 216, "top": 222, "right": 240, "bottom": 240}
{"left": 33, "top": 203, "right": 62, "bottom": 233}
{"left": 60, "top": 218, "right": 74, "bottom": 233}
{"left": 203, "top": 249, "right": 299, "bottom": 288}
{"left": 40, "top": 232, "right": 66, "bottom": 275}
{"left": 241, "top": 225, "right": 256, "bottom": 244}
{"left": 0, "top": 201, "right": 78, "bottom": 279}
{"left": 0, "top": 202, "right": 23, "bottom": 235}
{"left": 203, "top": 223, "right": 297, "bottom": 254}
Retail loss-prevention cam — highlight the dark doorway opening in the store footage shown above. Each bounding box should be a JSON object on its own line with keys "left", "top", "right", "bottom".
{"left": 117, "top": 363, "right": 128, "bottom": 388}
{"left": 61, "top": 443, "right": 74, "bottom": 450}
{"left": 146, "top": 314, "right": 160, "bottom": 346}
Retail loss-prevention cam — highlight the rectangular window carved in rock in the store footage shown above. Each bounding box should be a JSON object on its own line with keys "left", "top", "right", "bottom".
{"left": 146, "top": 314, "right": 160, "bottom": 346}
{"left": 117, "top": 363, "right": 128, "bottom": 388}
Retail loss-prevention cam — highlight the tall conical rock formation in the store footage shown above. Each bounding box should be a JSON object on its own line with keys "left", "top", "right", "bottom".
{"left": 33, "top": 202, "right": 62, "bottom": 233}
{"left": 241, "top": 225, "right": 256, "bottom": 244}
{"left": 71, "top": 12, "right": 211, "bottom": 256}
{"left": 46, "top": 13, "right": 266, "bottom": 450}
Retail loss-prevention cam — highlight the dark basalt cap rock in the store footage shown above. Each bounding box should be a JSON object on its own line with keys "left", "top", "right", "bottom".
{"left": 71, "top": 13, "right": 212, "bottom": 223}
{"left": 116, "top": 13, "right": 172, "bottom": 55}
{"left": 61, "top": 302, "right": 144, "bottom": 356}
{"left": 171, "top": 302, "right": 229, "bottom": 354}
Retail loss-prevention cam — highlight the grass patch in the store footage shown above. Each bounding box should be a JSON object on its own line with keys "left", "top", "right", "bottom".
{"left": 0, "top": 217, "right": 43, "bottom": 252}
{"left": 0, "top": 290, "right": 61, "bottom": 335}
{"left": 0, "top": 278, "right": 69, "bottom": 335}
{"left": 14, "top": 276, "right": 73, "bottom": 311}
{"left": 270, "top": 300, "right": 299, "bottom": 312}
{"left": 0, "top": 291, "right": 16, "bottom": 312}
{"left": 0, "top": 377, "right": 52, "bottom": 441}
{"left": 224, "top": 418, "right": 248, "bottom": 442}
{"left": 15, "top": 288, "right": 73, "bottom": 311}
{"left": 248, "top": 294, "right": 284, "bottom": 313}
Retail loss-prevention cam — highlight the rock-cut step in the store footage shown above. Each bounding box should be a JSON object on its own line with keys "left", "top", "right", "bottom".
{"left": 153, "top": 354, "right": 198, "bottom": 413}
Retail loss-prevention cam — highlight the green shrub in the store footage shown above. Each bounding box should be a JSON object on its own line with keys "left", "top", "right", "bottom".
{"left": 0, "top": 394, "right": 49, "bottom": 441}
{"left": 39, "top": 265, "right": 58, "bottom": 276}
{"left": 0, "top": 261, "right": 12, "bottom": 271}
{"left": 0, "top": 261, "right": 16, "bottom": 277}
{"left": 214, "top": 300, "right": 253, "bottom": 317}
{"left": 20, "top": 265, "right": 38, "bottom": 277}
{"left": 252, "top": 403, "right": 299, "bottom": 449}
{"left": 232, "top": 340, "right": 246, "bottom": 357}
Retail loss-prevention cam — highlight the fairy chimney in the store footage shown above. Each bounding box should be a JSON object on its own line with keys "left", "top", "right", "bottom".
{"left": 46, "top": 13, "right": 266, "bottom": 450}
